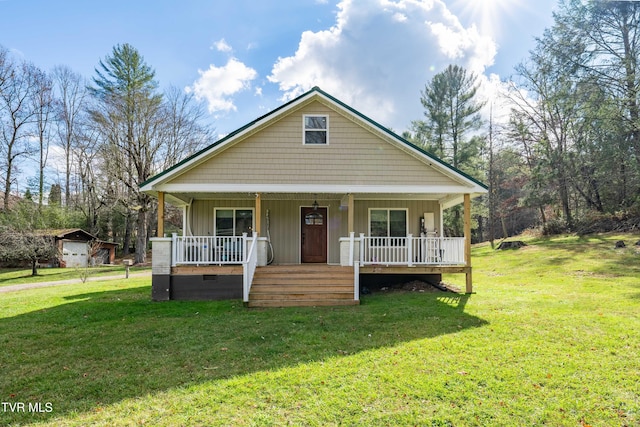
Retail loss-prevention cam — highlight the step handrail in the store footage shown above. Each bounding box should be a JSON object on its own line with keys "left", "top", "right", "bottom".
{"left": 242, "top": 232, "right": 259, "bottom": 303}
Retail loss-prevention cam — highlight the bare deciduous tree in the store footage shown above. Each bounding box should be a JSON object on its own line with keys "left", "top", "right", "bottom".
{"left": 53, "top": 65, "right": 89, "bottom": 208}
{"left": 0, "top": 49, "right": 39, "bottom": 211}
{"left": 31, "top": 67, "right": 55, "bottom": 209}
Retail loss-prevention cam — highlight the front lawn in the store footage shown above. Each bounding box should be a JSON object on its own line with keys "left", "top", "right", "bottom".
{"left": 0, "top": 266, "right": 150, "bottom": 287}
{"left": 0, "top": 234, "right": 638, "bottom": 426}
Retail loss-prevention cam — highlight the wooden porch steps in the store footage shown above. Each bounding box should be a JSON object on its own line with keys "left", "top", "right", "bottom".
{"left": 248, "top": 265, "right": 358, "bottom": 308}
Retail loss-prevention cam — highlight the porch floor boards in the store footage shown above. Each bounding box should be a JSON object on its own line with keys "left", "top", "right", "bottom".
{"left": 359, "top": 265, "right": 471, "bottom": 274}
{"left": 171, "top": 265, "right": 244, "bottom": 275}
{"left": 248, "top": 265, "right": 358, "bottom": 308}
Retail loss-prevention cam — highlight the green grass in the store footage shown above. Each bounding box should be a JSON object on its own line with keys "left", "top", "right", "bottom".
{"left": 1, "top": 233, "right": 639, "bottom": 426}
{"left": 0, "top": 266, "right": 150, "bottom": 287}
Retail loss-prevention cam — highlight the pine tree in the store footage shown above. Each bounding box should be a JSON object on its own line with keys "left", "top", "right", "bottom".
{"left": 412, "top": 64, "right": 486, "bottom": 235}
{"left": 89, "top": 44, "right": 162, "bottom": 264}
{"left": 415, "top": 64, "right": 485, "bottom": 172}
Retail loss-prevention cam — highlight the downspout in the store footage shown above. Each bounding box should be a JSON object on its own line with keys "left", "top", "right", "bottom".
{"left": 186, "top": 198, "right": 194, "bottom": 236}
{"left": 182, "top": 206, "right": 187, "bottom": 237}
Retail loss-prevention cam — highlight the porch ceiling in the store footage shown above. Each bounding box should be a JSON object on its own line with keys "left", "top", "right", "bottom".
{"left": 166, "top": 191, "right": 461, "bottom": 204}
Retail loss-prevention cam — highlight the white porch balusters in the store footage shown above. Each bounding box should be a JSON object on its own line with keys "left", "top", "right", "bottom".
{"left": 171, "top": 234, "right": 248, "bottom": 265}
{"left": 407, "top": 234, "right": 413, "bottom": 267}
{"left": 357, "top": 235, "right": 466, "bottom": 266}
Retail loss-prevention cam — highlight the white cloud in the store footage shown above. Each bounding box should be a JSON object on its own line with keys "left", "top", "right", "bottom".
{"left": 268, "top": 0, "right": 497, "bottom": 133}
{"left": 392, "top": 12, "right": 408, "bottom": 22}
{"left": 429, "top": 22, "right": 496, "bottom": 74}
{"left": 187, "top": 58, "right": 258, "bottom": 114}
{"left": 211, "top": 38, "right": 232, "bottom": 53}
{"left": 477, "top": 73, "right": 513, "bottom": 127}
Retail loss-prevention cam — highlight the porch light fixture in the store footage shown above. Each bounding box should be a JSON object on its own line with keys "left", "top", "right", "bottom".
{"left": 306, "top": 197, "right": 323, "bottom": 225}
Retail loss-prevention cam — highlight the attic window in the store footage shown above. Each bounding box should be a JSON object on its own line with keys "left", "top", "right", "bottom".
{"left": 303, "top": 115, "right": 328, "bottom": 145}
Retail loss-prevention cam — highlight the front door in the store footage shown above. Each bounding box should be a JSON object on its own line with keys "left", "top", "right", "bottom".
{"left": 301, "top": 207, "right": 328, "bottom": 263}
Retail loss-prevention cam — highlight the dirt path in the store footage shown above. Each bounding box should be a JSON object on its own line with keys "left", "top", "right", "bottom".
{"left": 0, "top": 271, "right": 152, "bottom": 294}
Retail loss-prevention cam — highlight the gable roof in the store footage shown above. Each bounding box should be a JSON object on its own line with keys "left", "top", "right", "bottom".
{"left": 35, "top": 228, "right": 96, "bottom": 240}
{"left": 141, "top": 86, "right": 487, "bottom": 200}
{"left": 36, "top": 229, "right": 118, "bottom": 245}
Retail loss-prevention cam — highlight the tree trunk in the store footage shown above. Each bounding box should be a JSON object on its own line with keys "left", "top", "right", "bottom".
{"left": 501, "top": 217, "right": 509, "bottom": 240}
{"left": 65, "top": 149, "right": 71, "bottom": 207}
{"left": 31, "top": 259, "right": 38, "bottom": 276}
{"left": 3, "top": 161, "right": 11, "bottom": 211}
{"left": 122, "top": 210, "right": 132, "bottom": 255}
{"left": 558, "top": 172, "right": 572, "bottom": 225}
{"left": 39, "top": 142, "right": 45, "bottom": 209}
{"left": 135, "top": 207, "right": 147, "bottom": 264}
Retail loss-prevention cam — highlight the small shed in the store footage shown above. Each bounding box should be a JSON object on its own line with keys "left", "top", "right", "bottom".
{"left": 47, "top": 229, "right": 117, "bottom": 268}
{"left": 92, "top": 240, "right": 118, "bottom": 265}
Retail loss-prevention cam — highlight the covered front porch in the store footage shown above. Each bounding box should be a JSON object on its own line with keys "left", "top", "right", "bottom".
{"left": 150, "top": 190, "right": 475, "bottom": 305}
{"left": 168, "top": 232, "right": 467, "bottom": 268}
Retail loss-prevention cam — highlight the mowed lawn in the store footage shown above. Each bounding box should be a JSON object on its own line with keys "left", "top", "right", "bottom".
{"left": 1, "top": 234, "right": 638, "bottom": 426}
{"left": 0, "top": 266, "right": 150, "bottom": 288}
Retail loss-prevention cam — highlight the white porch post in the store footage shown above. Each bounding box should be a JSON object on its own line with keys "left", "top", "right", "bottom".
{"left": 348, "top": 193, "right": 354, "bottom": 234}
{"left": 242, "top": 232, "right": 248, "bottom": 260}
{"left": 353, "top": 261, "right": 360, "bottom": 302}
{"left": 407, "top": 234, "right": 413, "bottom": 267}
{"left": 349, "top": 231, "right": 355, "bottom": 266}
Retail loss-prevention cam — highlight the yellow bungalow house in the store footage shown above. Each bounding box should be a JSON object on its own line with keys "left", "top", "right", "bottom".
{"left": 141, "top": 87, "right": 487, "bottom": 307}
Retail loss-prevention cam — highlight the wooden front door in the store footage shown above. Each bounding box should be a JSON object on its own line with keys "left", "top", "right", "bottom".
{"left": 301, "top": 207, "right": 328, "bottom": 263}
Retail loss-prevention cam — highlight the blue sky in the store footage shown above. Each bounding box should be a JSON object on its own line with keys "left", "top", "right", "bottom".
{"left": 1, "top": 0, "right": 557, "bottom": 138}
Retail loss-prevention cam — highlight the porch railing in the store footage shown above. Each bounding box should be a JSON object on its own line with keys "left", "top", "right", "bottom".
{"left": 358, "top": 233, "right": 465, "bottom": 266}
{"left": 243, "top": 232, "right": 259, "bottom": 303}
{"left": 172, "top": 233, "right": 247, "bottom": 266}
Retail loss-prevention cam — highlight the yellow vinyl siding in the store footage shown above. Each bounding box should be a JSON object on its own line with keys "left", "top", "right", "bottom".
{"left": 188, "top": 199, "right": 441, "bottom": 264}
{"left": 190, "top": 198, "right": 345, "bottom": 264}
{"left": 169, "top": 101, "right": 459, "bottom": 187}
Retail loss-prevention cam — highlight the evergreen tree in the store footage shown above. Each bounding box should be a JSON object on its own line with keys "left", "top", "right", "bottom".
{"left": 412, "top": 64, "right": 486, "bottom": 235}
{"left": 48, "top": 183, "right": 62, "bottom": 205}
{"left": 89, "top": 44, "right": 162, "bottom": 264}
{"left": 414, "top": 64, "right": 485, "bottom": 172}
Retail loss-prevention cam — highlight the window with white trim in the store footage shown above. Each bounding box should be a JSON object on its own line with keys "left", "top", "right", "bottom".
{"left": 303, "top": 115, "right": 328, "bottom": 145}
{"left": 214, "top": 208, "right": 254, "bottom": 236}
{"left": 369, "top": 209, "right": 408, "bottom": 238}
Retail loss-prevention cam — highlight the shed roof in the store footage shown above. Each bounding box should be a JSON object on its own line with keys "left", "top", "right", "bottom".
{"left": 37, "top": 229, "right": 117, "bottom": 245}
